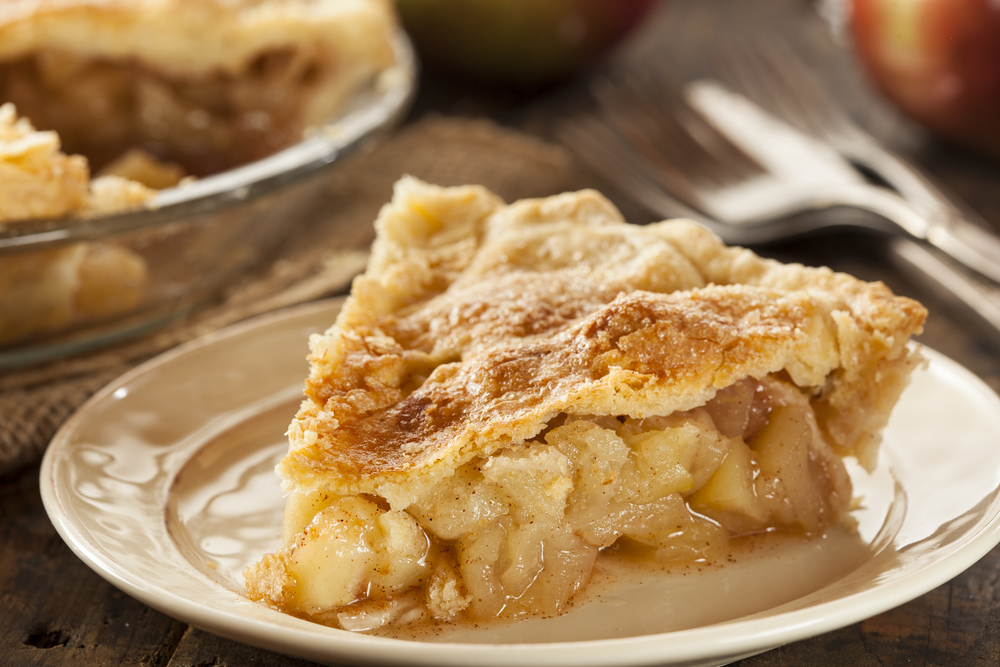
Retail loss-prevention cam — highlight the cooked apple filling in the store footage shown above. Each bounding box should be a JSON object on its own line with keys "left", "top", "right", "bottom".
{"left": 0, "top": 0, "right": 399, "bottom": 176}
{"left": 247, "top": 374, "right": 851, "bottom": 628}
{"left": 244, "top": 178, "right": 926, "bottom": 632}
{"left": 2, "top": 50, "right": 324, "bottom": 176}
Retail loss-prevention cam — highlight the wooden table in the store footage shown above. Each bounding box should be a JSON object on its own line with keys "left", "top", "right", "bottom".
{"left": 4, "top": 0, "right": 1000, "bottom": 665}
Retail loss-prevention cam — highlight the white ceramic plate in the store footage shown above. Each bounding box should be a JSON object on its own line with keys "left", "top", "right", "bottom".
{"left": 41, "top": 299, "right": 1000, "bottom": 667}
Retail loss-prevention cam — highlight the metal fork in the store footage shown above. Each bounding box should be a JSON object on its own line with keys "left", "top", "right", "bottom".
{"left": 716, "top": 38, "right": 952, "bottom": 211}
{"left": 555, "top": 73, "right": 1000, "bottom": 332}
{"left": 716, "top": 38, "right": 1000, "bottom": 282}
{"left": 559, "top": 74, "right": 932, "bottom": 246}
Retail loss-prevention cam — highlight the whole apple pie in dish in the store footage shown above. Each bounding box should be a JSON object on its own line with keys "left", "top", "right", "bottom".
{"left": 244, "top": 178, "right": 927, "bottom": 632}
{"left": 0, "top": 0, "right": 404, "bottom": 354}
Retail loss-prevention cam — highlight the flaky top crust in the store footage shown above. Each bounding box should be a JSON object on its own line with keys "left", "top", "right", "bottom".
{"left": 0, "top": 0, "right": 396, "bottom": 79}
{"left": 279, "top": 178, "right": 926, "bottom": 501}
{"left": 0, "top": 103, "right": 152, "bottom": 223}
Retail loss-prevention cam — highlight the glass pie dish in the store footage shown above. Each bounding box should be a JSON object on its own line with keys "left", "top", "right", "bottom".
{"left": 0, "top": 31, "right": 415, "bottom": 370}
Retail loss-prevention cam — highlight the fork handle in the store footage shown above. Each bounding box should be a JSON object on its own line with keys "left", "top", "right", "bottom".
{"left": 925, "top": 221, "right": 1000, "bottom": 287}
{"left": 843, "top": 137, "right": 990, "bottom": 226}
{"left": 825, "top": 183, "right": 1000, "bottom": 286}
{"left": 841, "top": 139, "right": 1000, "bottom": 283}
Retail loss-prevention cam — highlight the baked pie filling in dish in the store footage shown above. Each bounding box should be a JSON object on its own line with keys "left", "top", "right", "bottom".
{"left": 244, "top": 178, "right": 927, "bottom": 633}
{"left": 0, "top": 0, "right": 398, "bottom": 177}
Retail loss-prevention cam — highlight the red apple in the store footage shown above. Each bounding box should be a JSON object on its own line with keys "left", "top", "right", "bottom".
{"left": 395, "top": 0, "right": 660, "bottom": 87}
{"left": 851, "top": 0, "right": 1000, "bottom": 158}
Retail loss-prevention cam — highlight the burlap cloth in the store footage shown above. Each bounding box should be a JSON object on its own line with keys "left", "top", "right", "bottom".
{"left": 0, "top": 116, "right": 597, "bottom": 476}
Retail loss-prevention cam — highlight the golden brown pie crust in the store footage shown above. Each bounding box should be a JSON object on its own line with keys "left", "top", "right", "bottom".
{"left": 279, "top": 178, "right": 926, "bottom": 500}
{"left": 0, "top": 104, "right": 151, "bottom": 345}
{"left": 0, "top": 103, "right": 155, "bottom": 223}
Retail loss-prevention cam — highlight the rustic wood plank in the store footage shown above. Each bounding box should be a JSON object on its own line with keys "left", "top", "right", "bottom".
{"left": 859, "top": 551, "right": 1000, "bottom": 666}
{"left": 740, "top": 624, "right": 885, "bottom": 666}
{"left": 0, "top": 465, "right": 188, "bottom": 666}
{"left": 164, "top": 627, "right": 323, "bottom": 667}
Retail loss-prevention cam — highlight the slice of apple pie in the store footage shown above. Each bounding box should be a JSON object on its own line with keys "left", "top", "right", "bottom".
{"left": 245, "top": 177, "right": 927, "bottom": 632}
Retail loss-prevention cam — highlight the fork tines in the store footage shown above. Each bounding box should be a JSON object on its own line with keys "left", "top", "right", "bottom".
{"left": 557, "top": 69, "right": 766, "bottom": 219}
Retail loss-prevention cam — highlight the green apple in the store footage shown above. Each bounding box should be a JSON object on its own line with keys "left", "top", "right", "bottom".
{"left": 396, "top": 0, "right": 659, "bottom": 86}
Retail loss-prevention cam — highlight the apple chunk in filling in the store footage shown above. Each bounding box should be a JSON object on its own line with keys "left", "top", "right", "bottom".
{"left": 244, "top": 374, "right": 852, "bottom": 630}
